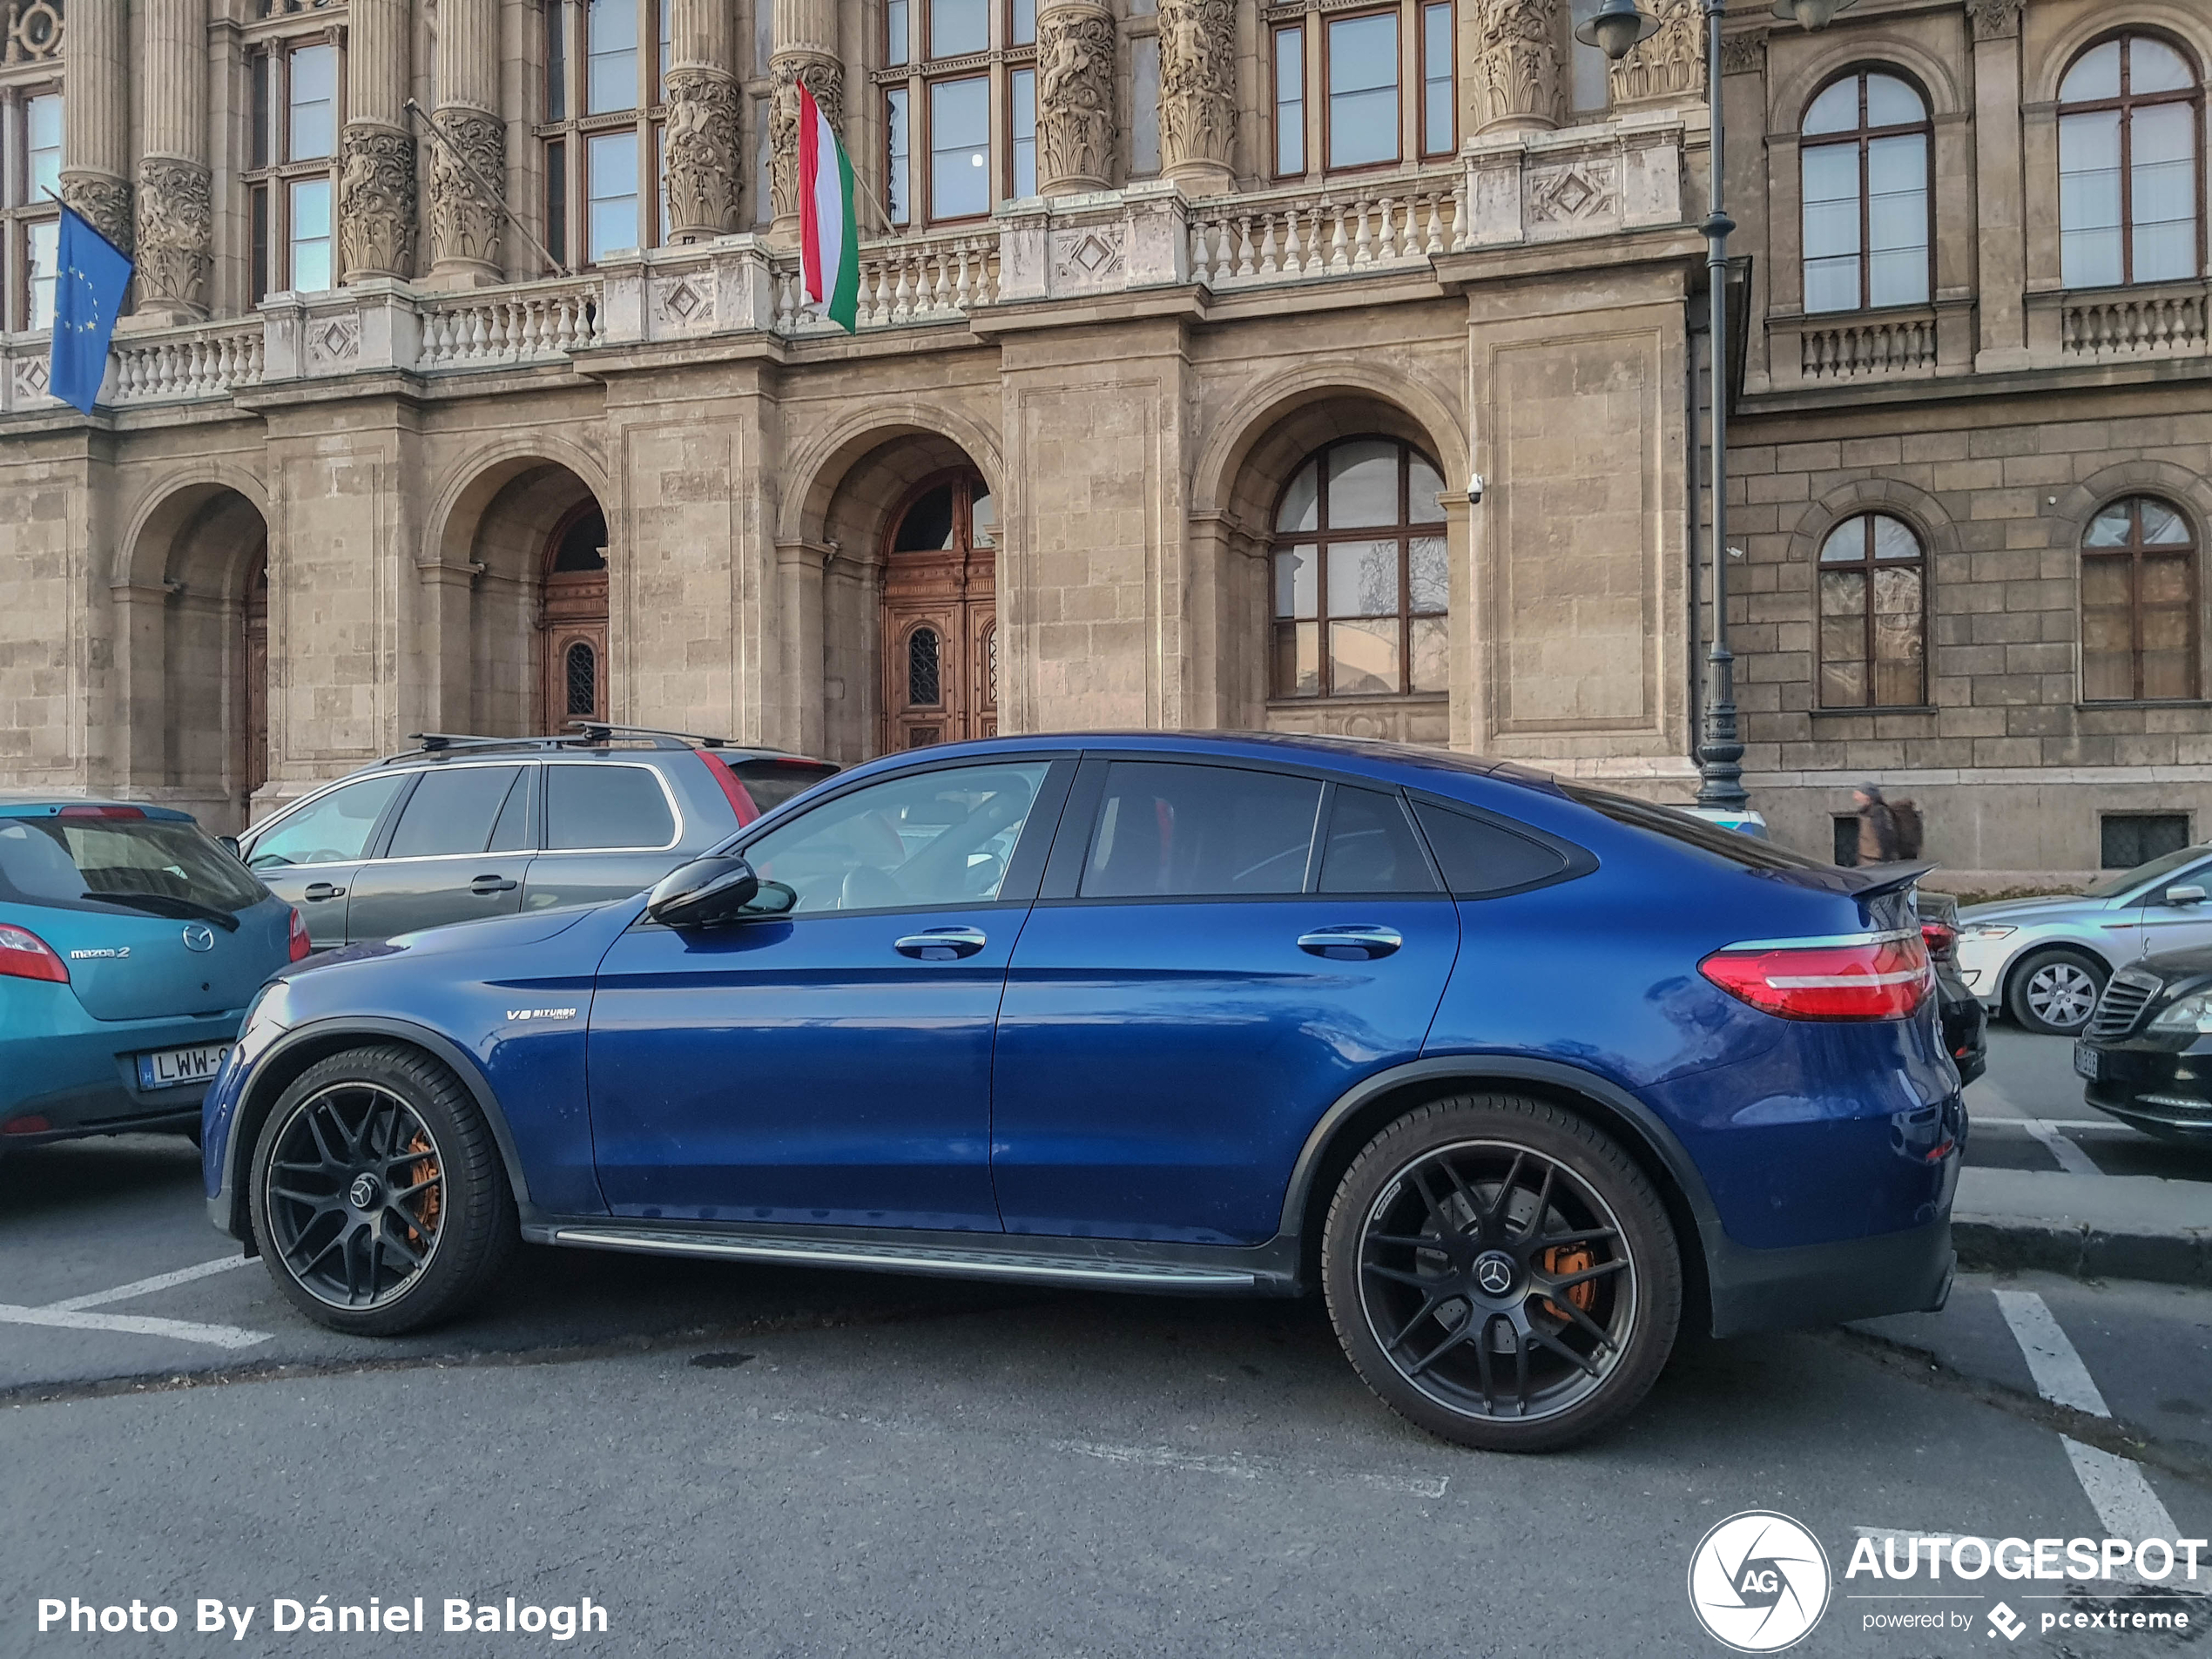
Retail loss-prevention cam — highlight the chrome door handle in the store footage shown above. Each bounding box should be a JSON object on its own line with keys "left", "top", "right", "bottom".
{"left": 894, "top": 926, "right": 988, "bottom": 961}
{"left": 469, "top": 874, "right": 519, "bottom": 894}
{"left": 1298, "top": 925, "right": 1404, "bottom": 961}
{"left": 302, "top": 882, "right": 347, "bottom": 901}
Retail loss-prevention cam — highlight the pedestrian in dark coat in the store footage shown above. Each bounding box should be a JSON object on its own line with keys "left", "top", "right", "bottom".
{"left": 1853, "top": 784, "right": 1899, "bottom": 866}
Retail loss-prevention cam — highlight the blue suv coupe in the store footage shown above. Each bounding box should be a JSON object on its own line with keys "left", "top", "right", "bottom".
{"left": 204, "top": 733, "right": 1961, "bottom": 1451}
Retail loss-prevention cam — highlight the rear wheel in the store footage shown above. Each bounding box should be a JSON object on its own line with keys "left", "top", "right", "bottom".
{"left": 248, "top": 1045, "right": 516, "bottom": 1336}
{"left": 2006, "top": 948, "right": 2106, "bottom": 1035}
{"left": 1322, "top": 1096, "right": 1682, "bottom": 1453}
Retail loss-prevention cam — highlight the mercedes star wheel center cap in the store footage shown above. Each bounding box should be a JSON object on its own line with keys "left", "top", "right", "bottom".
{"left": 1474, "top": 1251, "right": 1516, "bottom": 1296}
{"left": 348, "top": 1173, "right": 381, "bottom": 1210}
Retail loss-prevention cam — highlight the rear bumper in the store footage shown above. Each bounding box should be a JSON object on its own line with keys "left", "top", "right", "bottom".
{"left": 1707, "top": 1214, "right": 1955, "bottom": 1337}
{"left": 1, "top": 1010, "right": 242, "bottom": 1143}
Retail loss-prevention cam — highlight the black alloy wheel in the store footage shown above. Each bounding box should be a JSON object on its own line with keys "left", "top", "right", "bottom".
{"left": 250, "top": 1045, "right": 516, "bottom": 1336}
{"left": 1324, "top": 1096, "right": 1682, "bottom": 1453}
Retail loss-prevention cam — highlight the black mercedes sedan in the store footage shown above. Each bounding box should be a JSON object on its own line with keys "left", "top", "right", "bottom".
{"left": 2074, "top": 949, "right": 2212, "bottom": 1142}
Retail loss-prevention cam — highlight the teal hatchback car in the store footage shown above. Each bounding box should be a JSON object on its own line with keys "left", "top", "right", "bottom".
{"left": 0, "top": 797, "right": 306, "bottom": 1151}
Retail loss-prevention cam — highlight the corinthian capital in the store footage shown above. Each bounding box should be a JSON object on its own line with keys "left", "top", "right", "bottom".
{"left": 1158, "top": 0, "right": 1235, "bottom": 192}
{"left": 1036, "top": 2, "right": 1116, "bottom": 196}
{"left": 340, "top": 125, "right": 420, "bottom": 282}
{"left": 1475, "top": 0, "right": 1561, "bottom": 134}
{"left": 135, "top": 158, "right": 211, "bottom": 317}
{"left": 664, "top": 68, "right": 744, "bottom": 241}
{"left": 769, "top": 54, "right": 843, "bottom": 229}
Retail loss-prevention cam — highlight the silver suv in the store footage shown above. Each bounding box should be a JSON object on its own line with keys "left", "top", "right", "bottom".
{"left": 239, "top": 727, "right": 836, "bottom": 948}
{"left": 1957, "top": 844, "right": 2212, "bottom": 1035}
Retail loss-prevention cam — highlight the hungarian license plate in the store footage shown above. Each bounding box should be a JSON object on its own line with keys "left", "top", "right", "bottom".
{"left": 136, "top": 1043, "right": 230, "bottom": 1091}
{"left": 2072, "top": 1041, "right": 2101, "bottom": 1082}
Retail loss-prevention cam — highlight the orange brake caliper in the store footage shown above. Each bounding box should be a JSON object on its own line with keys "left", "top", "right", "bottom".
{"left": 1541, "top": 1244, "right": 1596, "bottom": 1323}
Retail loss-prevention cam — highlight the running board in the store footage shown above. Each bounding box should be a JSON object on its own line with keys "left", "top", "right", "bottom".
{"left": 547, "top": 1225, "right": 1262, "bottom": 1292}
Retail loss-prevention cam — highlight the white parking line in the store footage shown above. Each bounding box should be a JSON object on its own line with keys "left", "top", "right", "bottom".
{"left": 1993, "top": 1290, "right": 2176, "bottom": 1544}
{"left": 0, "top": 1303, "right": 271, "bottom": 1351}
{"left": 45, "top": 1253, "right": 253, "bottom": 1312}
{"left": 2017, "top": 1119, "right": 2101, "bottom": 1177}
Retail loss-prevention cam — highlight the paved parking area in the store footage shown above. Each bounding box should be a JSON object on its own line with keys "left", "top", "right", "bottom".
{"left": 3, "top": 1031, "right": 2209, "bottom": 1656}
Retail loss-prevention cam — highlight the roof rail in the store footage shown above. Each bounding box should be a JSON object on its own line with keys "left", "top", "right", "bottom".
{"left": 564, "top": 721, "right": 733, "bottom": 749}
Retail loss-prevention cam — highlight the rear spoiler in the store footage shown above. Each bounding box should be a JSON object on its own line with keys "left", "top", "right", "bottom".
{"left": 1838, "top": 860, "right": 1935, "bottom": 901}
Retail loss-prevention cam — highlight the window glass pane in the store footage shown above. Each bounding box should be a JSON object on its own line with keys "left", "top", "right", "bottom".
{"left": 1275, "top": 545, "right": 1318, "bottom": 619}
{"left": 1408, "top": 536, "right": 1448, "bottom": 612}
{"left": 1422, "top": 3, "right": 1453, "bottom": 154}
{"left": 1131, "top": 36, "right": 1162, "bottom": 177}
{"left": 931, "top": 0, "right": 988, "bottom": 57}
{"left": 1804, "top": 254, "right": 1860, "bottom": 314}
{"left": 1410, "top": 801, "right": 1568, "bottom": 896}
{"left": 1871, "top": 566, "right": 1925, "bottom": 705}
{"left": 1820, "top": 518, "right": 1865, "bottom": 562}
{"left": 253, "top": 54, "right": 272, "bottom": 168}
{"left": 1325, "top": 439, "right": 1399, "bottom": 527}
{"left": 1803, "top": 77, "right": 1858, "bottom": 135}
{"left": 1319, "top": 786, "right": 1438, "bottom": 894}
{"left": 588, "top": 0, "right": 640, "bottom": 114}
{"left": 1872, "top": 515, "right": 1919, "bottom": 560}
{"left": 2085, "top": 503, "right": 2134, "bottom": 546}
{"left": 907, "top": 627, "right": 941, "bottom": 706}
{"left": 386, "top": 767, "right": 527, "bottom": 860}
{"left": 2140, "top": 499, "right": 2192, "bottom": 545}
{"left": 1864, "top": 73, "right": 1924, "bottom": 126}
{"left": 886, "top": 87, "right": 912, "bottom": 226}
{"left": 548, "top": 1, "right": 569, "bottom": 118}
{"left": 28, "top": 218, "right": 57, "bottom": 329}
{"left": 894, "top": 485, "right": 956, "bottom": 550}
{"left": 247, "top": 776, "right": 408, "bottom": 868}
{"left": 2128, "top": 37, "right": 2192, "bottom": 96}
{"left": 2130, "top": 103, "right": 2197, "bottom": 283}
{"left": 1326, "top": 13, "right": 1398, "bottom": 170}
{"left": 489, "top": 771, "right": 536, "bottom": 852}
{"left": 1408, "top": 455, "right": 1445, "bottom": 521}
{"left": 1276, "top": 27, "right": 1305, "bottom": 173}
{"left": 1009, "top": 67, "right": 1036, "bottom": 198}
{"left": 1080, "top": 762, "right": 1322, "bottom": 899}
{"left": 2060, "top": 39, "right": 2121, "bottom": 103}
{"left": 1277, "top": 459, "right": 1318, "bottom": 531}
{"left": 887, "top": 0, "right": 908, "bottom": 65}
{"left": 289, "top": 178, "right": 333, "bottom": 291}
{"left": 1327, "top": 540, "right": 1400, "bottom": 618}
{"left": 588, "top": 130, "right": 640, "bottom": 260}
{"left": 1329, "top": 616, "right": 1399, "bottom": 694}
{"left": 658, "top": 0, "right": 671, "bottom": 89}
{"left": 28, "top": 94, "right": 62, "bottom": 199}
{"left": 1865, "top": 133, "right": 1929, "bottom": 307}
{"left": 930, "top": 76, "right": 990, "bottom": 219}
{"left": 1010, "top": 0, "right": 1035, "bottom": 46}
{"left": 1409, "top": 615, "right": 1448, "bottom": 692}
{"left": 1801, "top": 142, "right": 1861, "bottom": 311}
{"left": 290, "top": 43, "right": 336, "bottom": 159}
{"left": 546, "top": 138, "right": 570, "bottom": 260}
{"left": 1568, "top": 0, "right": 1608, "bottom": 111}
{"left": 745, "top": 761, "right": 1051, "bottom": 914}
{"left": 1274, "top": 621, "right": 1320, "bottom": 698}
{"left": 251, "top": 185, "right": 271, "bottom": 303}
{"left": 546, "top": 765, "right": 674, "bottom": 850}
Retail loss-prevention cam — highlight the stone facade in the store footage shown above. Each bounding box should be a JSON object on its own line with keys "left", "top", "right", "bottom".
{"left": 0, "top": 0, "right": 2207, "bottom": 887}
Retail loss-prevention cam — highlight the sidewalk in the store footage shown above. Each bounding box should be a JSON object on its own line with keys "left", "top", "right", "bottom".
{"left": 1953, "top": 1165, "right": 2212, "bottom": 1288}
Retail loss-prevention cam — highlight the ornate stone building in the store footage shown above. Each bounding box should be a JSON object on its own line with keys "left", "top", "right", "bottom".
{"left": 0, "top": 0, "right": 2207, "bottom": 882}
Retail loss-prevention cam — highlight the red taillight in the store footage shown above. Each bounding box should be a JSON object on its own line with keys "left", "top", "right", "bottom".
{"left": 698, "top": 752, "right": 761, "bottom": 826}
{"left": 1919, "top": 921, "right": 1956, "bottom": 963}
{"left": 0, "top": 922, "right": 70, "bottom": 983}
{"left": 57, "top": 803, "right": 145, "bottom": 819}
{"left": 287, "top": 907, "right": 313, "bottom": 962}
{"left": 1700, "top": 932, "right": 1931, "bottom": 1021}
{"left": 2, "top": 1115, "right": 51, "bottom": 1136}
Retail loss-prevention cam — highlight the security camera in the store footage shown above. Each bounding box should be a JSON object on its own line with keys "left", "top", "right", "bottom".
{"left": 1467, "top": 472, "right": 1485, "bottom": 503}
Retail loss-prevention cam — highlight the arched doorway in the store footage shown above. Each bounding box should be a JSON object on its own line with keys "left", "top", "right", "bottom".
{"left": 537, "top": 501, "right": 609, "bottom": 732}
{"left": 240, "top": 549, "right": 269, "bottom": 803}
{"left": 881, "top": 471, "right": 995, "bottom": 750}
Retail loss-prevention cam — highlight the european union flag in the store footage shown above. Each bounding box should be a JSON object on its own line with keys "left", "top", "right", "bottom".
{"left": 50, "top": 206, "right": 134, "bottom": 415}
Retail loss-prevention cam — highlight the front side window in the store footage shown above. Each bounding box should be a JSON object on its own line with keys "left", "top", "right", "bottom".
{"left": 1801, "top": 71, "right": 1931, "bottom": 314}
{"left": 2058, "top": 34, "right": 2202, "bottom": 289}
{"left": 744, "top": 761, "right": 1053, "bottom": 914}
{"left": 1327, "top": 11, "right": 1399, "bottom": 171}
{"left": 246, "top": 775, "right": 409, "bottom": 870}
{"left": 1816, "top": 512, "right": 1926, "bottom": 708}
{"left": 1080, "top": 762, "right": 1323, "bottom": 899}
{"left": 1271, "top": 437, "right": 1450, "bottom": 701}
{"left": 2082, "top": 496, "right": 2197, "bottom": 703}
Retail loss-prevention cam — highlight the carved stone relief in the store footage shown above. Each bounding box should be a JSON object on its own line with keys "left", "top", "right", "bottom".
{"left": 1966, "top": 0, "right": 2022, "bottom": 41}
{"left": 2, "top": 0, "right": 63, "bottom": 65}
{"left": 1475, "top": 0, "right": 1561, "bottom": 133}
{"left": 1527, "top": 159, "right": 1619, "bottom": 226}
{"left": 1036, "top": 3, "right": 1116, "bottom": 193}
{"left": 428, "top": 108, "right": 505, "bottom": 270}
{"left": 340, "top": 125, "right": 420, "bottom": 280}
{"left": 1718, "top": 31, "right": 1765, "bottom": 78}
{"left": 1050, "top": 223, "right": 1126, "bottom": 291}
{"left": 769, "top": 56, "right": 844, "bottom": 224}
{"left": 1610, "top": 0, "right": 1703, "bottom": 103}
{"left": 306, "top": 312, "right": 361, "bottom": 373}
{"left": 1157, "top": 0, "right": 1234, "bottom": 178}
{"left": 664, "top": 69, "right": 743, "bottom": 239}
{"left": 62, "top": 172, "right": 134, "bottom": 257}
{"left": 135, "top": 157, "right": 211, "bottom": 312}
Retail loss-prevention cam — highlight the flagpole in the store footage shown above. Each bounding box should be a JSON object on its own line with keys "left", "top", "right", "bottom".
{"left": 848, "top": 172, "right": 900, "bottom": 239}
{"left": 405, "top": 100, "right": 571, "bottom": 278}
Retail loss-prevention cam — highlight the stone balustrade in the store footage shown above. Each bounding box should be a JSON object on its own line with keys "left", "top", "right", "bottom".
{"left": 2044, "top": 280, "right": 2209, "bottom": 360}
{"left": 416, "top": 277, "right": 606, "bottom": 371}
{"left": 110, "top": 319, "right": 266, "bottom": 403}
{"left": 1184, "top": 172, "right": 1465, "bottom": 291}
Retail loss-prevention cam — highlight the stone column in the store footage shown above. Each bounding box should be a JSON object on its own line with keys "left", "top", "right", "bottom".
{"left": 341, "top": 0, "right": 418, "bottom": 283}
{"left": 775, "top": 542, "right": 829, "bottom": 756}
{"left": 1970, "top": 0, "right": 2027, "bottom": 370}
{"left": 1035, "top": 2, "right": 1116, "bottom": 196}
{"left": 1472, "top": 0, "right": 1561, "bottom": 134}
{"left": 136, "top": 0, "right": 212, "bottom": 321}
{"left": 1157, "top": 0, "right": 1234, "bottom": 195}
{"left": 427, "top": 0, "right": 504, "bottom": 285}
{"left": 664, "top": 0, "right": 744, "bottom": 242}
{"left": 768, "top": 0, "right": 842, "bottom": 244}
{"left": 61, "top": 0, "right": 133, "bottom": 257}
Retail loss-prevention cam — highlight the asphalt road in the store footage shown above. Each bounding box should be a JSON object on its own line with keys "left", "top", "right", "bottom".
{"left": 3, "top": 1032, "right": 2209, "bottom": 1658}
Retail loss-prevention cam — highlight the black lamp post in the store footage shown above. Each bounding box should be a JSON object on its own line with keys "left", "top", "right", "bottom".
{"left": 1577, "top": 0, "right": 1858, "bottom": 813}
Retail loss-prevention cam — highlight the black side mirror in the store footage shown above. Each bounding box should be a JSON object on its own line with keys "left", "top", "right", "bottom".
{"left": 645, "top": 855, "right": 761, "bottom": 929}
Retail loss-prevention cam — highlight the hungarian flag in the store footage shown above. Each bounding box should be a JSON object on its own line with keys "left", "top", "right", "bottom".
{"left": 797, "top": 81, "right": 860, "bottom": 334}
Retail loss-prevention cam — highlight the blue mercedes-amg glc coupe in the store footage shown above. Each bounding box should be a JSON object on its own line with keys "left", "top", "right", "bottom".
{"left": 203, "top": 732, "right": 1962, "bottom": 1451}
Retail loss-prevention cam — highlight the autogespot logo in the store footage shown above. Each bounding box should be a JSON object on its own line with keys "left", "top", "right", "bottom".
{"left": 1688, "top": 1511, "right": 1833, "bottom": 1653}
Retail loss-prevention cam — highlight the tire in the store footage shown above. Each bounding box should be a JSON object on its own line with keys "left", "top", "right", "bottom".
{"left": 2006, "top": 948, "right": 2107, "bottom": 1035}
{"left": 248, "top": 1043, "right": 516, "bottom": 1337}
{"left": 1322, "top": 1095, "right": 1682, "bottom": 1453}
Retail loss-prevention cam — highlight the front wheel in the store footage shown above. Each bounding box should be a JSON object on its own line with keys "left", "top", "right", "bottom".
{"left": 1322, "top": 1096, "right": 1682, "bottom": 1453}
{"left": 2006, "top": 948, "right": 2106, "bottom": 1035}
{"left": 249, "top": 1044, "right": 516, "bottom": 1336}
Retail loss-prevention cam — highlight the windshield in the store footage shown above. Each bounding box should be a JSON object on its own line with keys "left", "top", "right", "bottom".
{"left": 0, "top": 814, "right": 269, "bottom": 916}
{"left": 2083, "top": 844, "right": 2208, "bottom": 899}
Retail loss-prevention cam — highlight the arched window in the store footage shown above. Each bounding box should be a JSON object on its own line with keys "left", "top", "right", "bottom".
{"left": 1271, "top": 437, "right": 1448, "bottom": 701}
{"left": 2083, "top": 496, "right": 2197, "bottom": 703}
{"left": 1802, "top": 71, "right": 1932, "bottom": 314}
{"left": 1817, "top": 513, "right": 1926, "bottom": 708}
{"left": 2059, "top": 35, "right": 2202, "bottom": 289}
{"left": 907, "top": 625, "right": 942, "bottom": 708}
{"left": 564, "top": 640, "right": 598, "bottom": 718}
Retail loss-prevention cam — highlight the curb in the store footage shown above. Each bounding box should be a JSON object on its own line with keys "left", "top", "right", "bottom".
{"left": 1954, "top": 1215, "right": 2212, "bottom": 1289}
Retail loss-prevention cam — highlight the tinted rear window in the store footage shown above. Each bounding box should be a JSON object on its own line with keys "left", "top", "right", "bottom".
{"left": 733, "top": 760, "right": 839, "bottom": 813}
{"left": 545, "top": 765, "right": 675, "bottom": 850}
{"left": 1561, "top": 785, "right": 1833, "bottom": 873}
{"left": 1081, "top": 762, "right": 1322, "bottom": 899}
{"left": 0, "top": 815, "right": 267, "bottom": 915}
{"left": 1411, "top": 801, "right": 1571, "bottom": 896}
{"left": 1318, "top": 787, "right": 1439, "bottom": 894}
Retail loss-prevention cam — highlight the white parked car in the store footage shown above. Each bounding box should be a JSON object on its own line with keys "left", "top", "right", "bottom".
{"left": 1956, "top": 846, "right": 2212, "bottom": 1035}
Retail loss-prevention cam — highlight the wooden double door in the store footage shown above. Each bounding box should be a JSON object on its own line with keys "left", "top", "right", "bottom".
{"left": 541, "top": 504, "right": 610, "bottom": 732}
{"left": 881, "top": 470, "right": 996, "bottom": 752}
